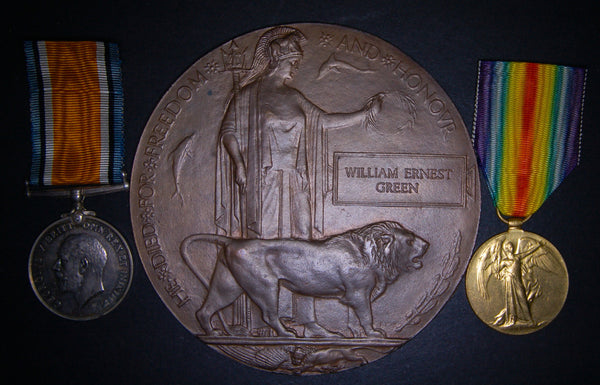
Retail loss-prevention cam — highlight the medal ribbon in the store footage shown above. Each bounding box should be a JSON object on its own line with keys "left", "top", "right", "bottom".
{"left": 24, "top": 41, "right": 124, "bottom": 187}
{"left": 473, "top": 61, "right": 586, "bottom": 218}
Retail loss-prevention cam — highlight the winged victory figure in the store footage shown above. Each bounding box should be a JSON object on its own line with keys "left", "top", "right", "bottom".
{"left": 476, "top": 236, "right": 559, "bottom": 328}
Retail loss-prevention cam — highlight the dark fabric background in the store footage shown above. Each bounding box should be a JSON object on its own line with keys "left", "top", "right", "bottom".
{"left": 6, "top": 1, "right": 599, "bottom": 383}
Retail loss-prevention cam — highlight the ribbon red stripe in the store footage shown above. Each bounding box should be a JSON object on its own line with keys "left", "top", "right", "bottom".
{"left": 514, "top": 63, "right": 538, "bottom": 217}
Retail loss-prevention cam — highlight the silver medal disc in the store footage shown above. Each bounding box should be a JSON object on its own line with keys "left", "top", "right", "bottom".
{"left": 29, "top": 214, "right": 133, "bottom": 320}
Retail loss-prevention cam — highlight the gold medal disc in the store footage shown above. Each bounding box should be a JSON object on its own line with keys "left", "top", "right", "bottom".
{"left": 465, "top": 227, "right": 568, "bottom": 335}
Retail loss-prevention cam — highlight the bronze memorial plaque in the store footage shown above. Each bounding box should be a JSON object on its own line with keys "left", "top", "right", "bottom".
{"left": 131, "top": 24, "right": 480, "bottom": 374}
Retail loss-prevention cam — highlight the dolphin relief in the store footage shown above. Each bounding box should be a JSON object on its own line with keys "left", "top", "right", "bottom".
{"left": 317, "top": 53, "right": 375, "bottom": 80}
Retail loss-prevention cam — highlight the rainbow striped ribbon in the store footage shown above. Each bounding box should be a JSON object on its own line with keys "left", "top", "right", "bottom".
{"left": 24, "top": 41, "right": 124, "bottom": 188}
{"left": 473, "top": 61, "right": 586, "bottom": 218}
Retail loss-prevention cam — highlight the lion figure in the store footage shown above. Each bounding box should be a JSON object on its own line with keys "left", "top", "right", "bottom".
{"left": 181, "top": 221, "right": 429, "bottom": 338}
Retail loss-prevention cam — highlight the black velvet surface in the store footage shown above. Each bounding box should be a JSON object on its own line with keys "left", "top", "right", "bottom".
{"left": 6, "top": 1, "right": 599, "bottom": 383}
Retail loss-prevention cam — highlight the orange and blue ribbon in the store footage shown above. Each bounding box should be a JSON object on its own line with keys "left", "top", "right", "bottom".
{"left": 473, "top": 61, "right": 586, "bottom": 218}
{"left": 24, "top": 41, "right": 124, "bottom": 187}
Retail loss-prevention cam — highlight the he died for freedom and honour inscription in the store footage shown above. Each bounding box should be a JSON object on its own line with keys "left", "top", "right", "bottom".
{"left": 130, "top": 24, "right": 480, "bottom": 374}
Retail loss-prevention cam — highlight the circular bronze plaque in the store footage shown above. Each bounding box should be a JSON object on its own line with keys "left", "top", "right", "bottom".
{"left": 131, "top": 23, "right": 480, "bottom": 374}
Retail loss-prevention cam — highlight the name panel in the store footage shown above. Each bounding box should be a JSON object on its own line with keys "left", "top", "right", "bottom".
{"left": 333, "top": 152, "right": 466, "bottom": 207}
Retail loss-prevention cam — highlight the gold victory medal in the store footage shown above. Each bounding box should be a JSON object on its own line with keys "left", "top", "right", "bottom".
{"left": 465, "top": 216, "right": 568, "bottom": 335}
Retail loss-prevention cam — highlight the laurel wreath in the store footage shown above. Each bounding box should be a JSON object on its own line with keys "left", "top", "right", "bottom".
{"left": 394, "top": 231, "right": 462, "bottom": 335}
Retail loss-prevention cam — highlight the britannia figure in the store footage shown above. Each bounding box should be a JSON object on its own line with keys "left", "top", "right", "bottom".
{"left": 214, "top": 26, "right": 382, "bottom": 336}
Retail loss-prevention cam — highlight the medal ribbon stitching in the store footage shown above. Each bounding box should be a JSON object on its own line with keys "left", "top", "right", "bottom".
{"left": 473, "top": 61, "right": 586, "bottom": 218}
{"left": 24, "top": 41, "right": 124, "bottom": 187}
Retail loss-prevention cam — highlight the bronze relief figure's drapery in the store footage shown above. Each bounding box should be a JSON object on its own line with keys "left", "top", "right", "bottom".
{"left": 215, "top": 81, "right": 326, "bottom": 241}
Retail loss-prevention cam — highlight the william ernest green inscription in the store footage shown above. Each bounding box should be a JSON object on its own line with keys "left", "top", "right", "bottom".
{"left": 334, "top": 152, "right": 466, "bottom": 207}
